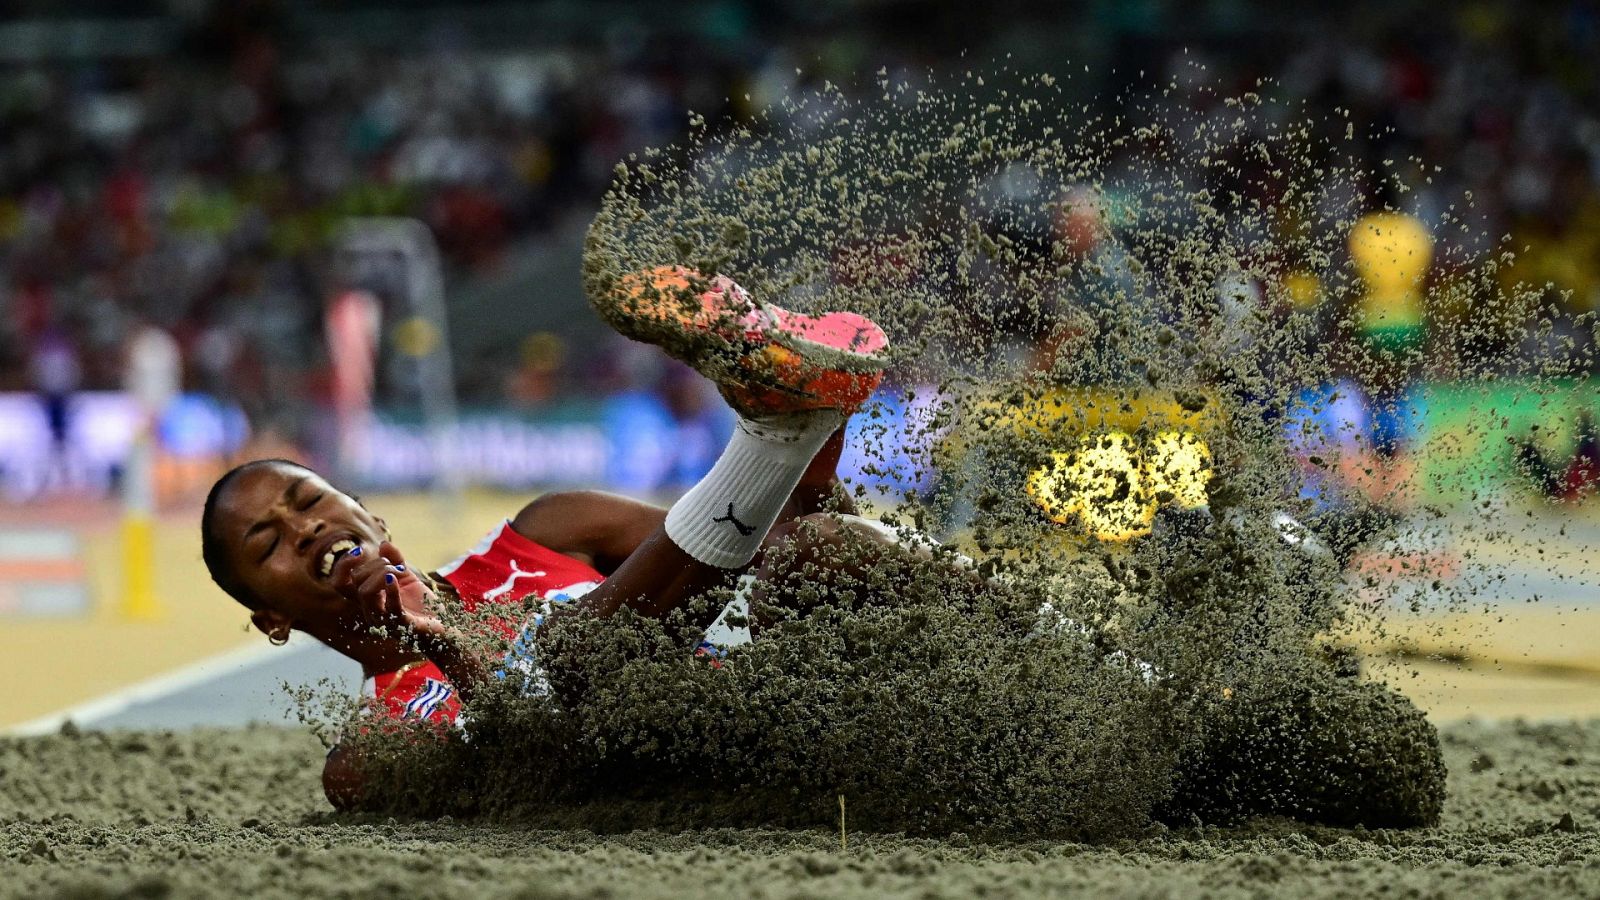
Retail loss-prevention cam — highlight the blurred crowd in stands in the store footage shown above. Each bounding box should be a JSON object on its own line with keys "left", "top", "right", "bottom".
{"left": 1, "top": 0, "right": 1598, "bottom": 499}
{"left": 0, "top": 4, "right": 752, "bottom": 423}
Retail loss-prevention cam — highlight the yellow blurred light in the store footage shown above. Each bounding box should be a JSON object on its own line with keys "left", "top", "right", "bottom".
{"left": 1025, "top": 450, "right": 1081, "bottom": 525}
{"left": 1026, "top": 429, "right": 1212, "bottom": 541}
{"left": 1075, "top": 431, "right": 1157, "bottom": 541}
{"left": 1282, "top": 271, "right": 1322, "bottom": 310}
{"left": 521, "top": 331, "right": 567, "bottom": 372}
{"left": 1143, "top": 430, "right": 1213, "bottom": 509}
{"left": 393, "top": 316, "right": 442, "bottom": 357}
{"left": 1348, "top": 211, "right": 1433, "bottom": 292}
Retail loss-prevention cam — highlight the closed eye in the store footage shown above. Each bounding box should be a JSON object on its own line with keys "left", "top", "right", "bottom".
{"left": 258, "top": 534, "right": 278, "bottom": 563}
{"left": 299, "top": 492, "right": 325, "bottom": 511}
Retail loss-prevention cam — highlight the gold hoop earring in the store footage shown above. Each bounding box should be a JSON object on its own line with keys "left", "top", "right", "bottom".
{"left": 268, "top": 631, "right": 290, "bottom": 647}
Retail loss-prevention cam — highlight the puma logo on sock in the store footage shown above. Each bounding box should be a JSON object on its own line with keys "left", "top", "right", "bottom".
{"left": 712, "top": 502, "right": 756, "bottom": 536}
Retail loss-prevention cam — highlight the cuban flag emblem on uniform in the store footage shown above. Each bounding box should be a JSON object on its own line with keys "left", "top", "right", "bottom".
{"left": 404, "top": 678, "right": 454, "bottom": 719}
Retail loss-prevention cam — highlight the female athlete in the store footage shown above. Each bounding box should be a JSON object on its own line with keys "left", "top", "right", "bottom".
{"left": 202, "top": 270, "right": 912, "bottom": 807}
{"left": 201, "top": 268, "right": 1445, "bottom": 826}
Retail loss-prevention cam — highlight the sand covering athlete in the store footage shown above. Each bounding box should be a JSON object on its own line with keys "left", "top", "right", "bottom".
{"left": 202, "top": 267, "right": 1445, "bottom": 825}
{"left": 200, "top": 268, "right": 941, "bottom": 804}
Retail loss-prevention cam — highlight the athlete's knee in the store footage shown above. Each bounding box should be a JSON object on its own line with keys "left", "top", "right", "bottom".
{"left": 765, "top": 513, "right": 899, "bottom": 571}
{"left": 764, "top": 512, "right": 845, "bottom": 555}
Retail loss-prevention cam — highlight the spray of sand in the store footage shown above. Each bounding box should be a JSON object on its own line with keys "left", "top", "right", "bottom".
{"left": 329, "top": 67, "right": 1593, "bottom": 837}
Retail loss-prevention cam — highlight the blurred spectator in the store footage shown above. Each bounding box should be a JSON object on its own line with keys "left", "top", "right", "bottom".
{"left": 28, "top": 325, "right": 80, "bottom": 480}
{"left": 1347, "top": 210, "right": 1432, "bottom": 487}
{"left": 0, "top": 0, "right": 1598, "bottom": 499}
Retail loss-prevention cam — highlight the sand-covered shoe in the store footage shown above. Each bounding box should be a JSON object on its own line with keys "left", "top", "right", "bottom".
{"left": 602, "top": 265, "right": 889, "bottom": 416}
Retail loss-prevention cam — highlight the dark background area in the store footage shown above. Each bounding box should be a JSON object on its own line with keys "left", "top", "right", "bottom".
{"left": 0, "top": 0, "right": 1596, "bottom": 495}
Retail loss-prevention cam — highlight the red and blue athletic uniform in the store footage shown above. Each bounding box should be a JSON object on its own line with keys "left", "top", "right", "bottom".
{"left": 365, "top": 520, "right": 603, "bottom": 725}
{"left": 365, "top": 520, "right": 728, "bottom": 725}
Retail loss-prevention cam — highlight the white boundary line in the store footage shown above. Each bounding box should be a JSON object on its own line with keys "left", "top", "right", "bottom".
{"left": 9, "top": 638, "right": 310, "bottom": 736}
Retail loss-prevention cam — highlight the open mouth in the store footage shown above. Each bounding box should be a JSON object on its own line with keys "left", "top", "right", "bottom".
{"left": 318, "top": 539, "right": 359, "bottom": 578}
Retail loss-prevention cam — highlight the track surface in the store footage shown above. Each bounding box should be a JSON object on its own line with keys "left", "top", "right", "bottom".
{"left": 4, "top": 720, "right": 1597, "bottom": 898}
{"left": 11, "top": 489, "right": 1600, "bottom": 732}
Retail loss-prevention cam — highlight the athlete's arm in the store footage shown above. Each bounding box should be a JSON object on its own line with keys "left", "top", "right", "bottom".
{"left": 322, "top": 541, "right": 487, "bottom": 811}
{"left": 510, "top": 491, "right": 667, "bottom": 575}
{"left": 513, "top": 427, "right": 854, "bottom": 573}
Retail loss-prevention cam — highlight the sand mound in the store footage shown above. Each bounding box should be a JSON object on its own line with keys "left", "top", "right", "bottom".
{"left": 2, "top": 721, "right": 1595, "bottom": 898}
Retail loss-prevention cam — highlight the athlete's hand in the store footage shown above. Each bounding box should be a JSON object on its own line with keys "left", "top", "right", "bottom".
{"left": 332, "top": 540, "right": 442, "bottom": 641}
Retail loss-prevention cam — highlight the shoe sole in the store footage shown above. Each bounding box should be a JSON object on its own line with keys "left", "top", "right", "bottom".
{"left": 606, "top": 266, "right": 888, "bottom": 397}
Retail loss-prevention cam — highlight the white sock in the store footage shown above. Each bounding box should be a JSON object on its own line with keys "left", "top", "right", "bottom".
{"left": 665, "top": 410, "right": 841, "bottom": 568}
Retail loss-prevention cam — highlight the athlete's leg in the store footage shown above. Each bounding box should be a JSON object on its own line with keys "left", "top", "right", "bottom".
{"left": 746, "top": 512, "right": 985, "bottom": 631}
{"left": 547, "top": 268, "right": 889, "bottom": 640}
{"left": 553, "top": 410, "right": 846, "bottom": 639}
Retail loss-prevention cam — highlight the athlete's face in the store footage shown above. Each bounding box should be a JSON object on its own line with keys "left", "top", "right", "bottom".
{"left": 211, "top": 462, "right": 389, "bottom": 642}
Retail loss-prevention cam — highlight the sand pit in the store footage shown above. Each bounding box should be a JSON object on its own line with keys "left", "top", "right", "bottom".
{"left": 2, "top": 719, "right": 1596, "bottom": 898}
{"left": 20, "top": 66, "right": 1592, "bottom": 898}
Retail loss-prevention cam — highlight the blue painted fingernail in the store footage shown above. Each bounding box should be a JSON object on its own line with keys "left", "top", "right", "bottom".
{"left": 395, "top": 565, "right": 406, "bottom": 572}
{"left": 385, "top": 573, "right": 395, "bottom": 584}
{"left": 349, "top": 546, "right": 362, "bottom": 557}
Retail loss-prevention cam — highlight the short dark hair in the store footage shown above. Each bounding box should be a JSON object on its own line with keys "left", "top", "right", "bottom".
{"left": 201, "top": 458, "right": 313, "bottom": 611}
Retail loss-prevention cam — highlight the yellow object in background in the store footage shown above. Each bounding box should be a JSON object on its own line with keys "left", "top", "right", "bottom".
{"left": 119, "top": 516, "right": 160, "bottom": 620}
{"left": 393, "top": 315, "right": 442, "bottom": 357}
{"left": 1025, "top": 451, "right": 1082, "bottom": 525}
{"left": 955, "top": 386, "right": 1220, "bottom": 541}
{"left": 1282, "top": 271, "right": 1323, "bottom": 310}
{"left": 1074, "top": 432, "right": 1158, "bottom": 541}
{"left": 1025, "top": 429, "right": 1212, "bottom": 541}
{"left": 521, "top": 331, "right": 567, "bottom": 372}
{"left": 1143, "top": 430, "right": 1213, "bottom": 509}
{"left": 956, "top": 386, "right": 1219, "bottom": 451}
{"left": 1349, "top": 211, "right": 1433, "bottom": 333}
{"left": 120, "top": 428, "right": 164, "bottom": 621}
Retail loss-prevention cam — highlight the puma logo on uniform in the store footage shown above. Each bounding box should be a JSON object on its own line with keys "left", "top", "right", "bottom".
{"left": 483, "top": 560, "right": 546, "bottom": 601}
{"left": 712, "top": 502, "right": 756, "bottom": 536}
